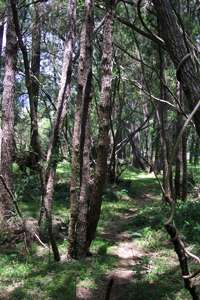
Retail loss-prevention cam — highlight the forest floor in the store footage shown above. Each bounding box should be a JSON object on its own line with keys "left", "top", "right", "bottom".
{"left": 0, "top": 165, "right": 200, "bottom": 299}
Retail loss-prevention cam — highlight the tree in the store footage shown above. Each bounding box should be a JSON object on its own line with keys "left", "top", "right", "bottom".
{"left": 67, "top": 0, "right": 94, "bottom": 259}
{"left": 10, "top": 0, "right": 42, "bottom": 165}
{"left": 0, "top": 1, "right": 17, "bottom": 224}
{"left": 86, "top": 0, "right": 115, "bottom": 250}
{"left": 42, "top": 0, "right": 76, "bottom": 261}
{"left": 152, "top": 0, "right": 200, "bottom": 137}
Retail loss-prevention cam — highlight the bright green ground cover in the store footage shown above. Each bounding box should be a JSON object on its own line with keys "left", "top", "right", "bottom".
{"left": 0, "top": 164, "right": 200, "bottom": 299}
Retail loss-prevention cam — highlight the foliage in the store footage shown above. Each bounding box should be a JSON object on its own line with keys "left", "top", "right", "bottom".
{"left": 1, "top": 168, "right": 197, "bottom": 299}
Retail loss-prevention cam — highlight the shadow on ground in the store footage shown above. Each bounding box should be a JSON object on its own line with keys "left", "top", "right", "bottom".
{"left": 0, "top": 173, "right": 193, "bottom": 300}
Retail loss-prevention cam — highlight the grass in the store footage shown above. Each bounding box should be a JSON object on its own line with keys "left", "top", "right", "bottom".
{"left": 1, "top": 164, "right": 200, "bottom": 299}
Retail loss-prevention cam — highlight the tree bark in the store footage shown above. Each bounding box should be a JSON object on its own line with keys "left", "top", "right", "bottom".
{"left": 152, "top": 3, "right": 200, "bottom": 297}
{"left": 152, "top": 0, "right": 200, "bottom": 138}
{"left": 175, "top": 83, "right": 183, "bottom": 199}
{"left": 181, "top": 129, "right": 188, "bottom": 201}
{"left": 76, "top": 122, "right": 91, "bottom": 258}
{"left": 86, "top": 1, "right": 114, "bottom": 250}
{"left": 29, "top": 2, "right": 42, "bottom": 164}
{"left": 42, "top": 0, "right": 76, "bottom": 261}
{"left": 0, "top": 2, "right": 17, "bottom": 223}
{"left": 67, "top": 0, "right": 94, "bottom": 259}
{"left": 0, "top": 22, "right": 4, "bottom": 67}
{"left": 194, "top": 137, "right": 200, "bottom": 165}
{"left": 156, "top": 26, "right": 171, "bottom": 200}
{"left": 10, "top": 0, "right": 42, "bottom": 165}
{"left": 174, "top": 117, "right": 182, "bottom": 199}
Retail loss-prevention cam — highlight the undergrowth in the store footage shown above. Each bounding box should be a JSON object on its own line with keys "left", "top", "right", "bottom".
{"left": 0, "top": 165, "right": 199, "bottom": 299}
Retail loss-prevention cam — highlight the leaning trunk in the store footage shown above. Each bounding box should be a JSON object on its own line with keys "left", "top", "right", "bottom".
{"left": 42, "top": 0, "right": 76, "bottom": 261}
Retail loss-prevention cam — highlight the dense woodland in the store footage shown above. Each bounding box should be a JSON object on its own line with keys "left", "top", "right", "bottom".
{"left": 1, "top": 0, "right": 200, "bottom": 299}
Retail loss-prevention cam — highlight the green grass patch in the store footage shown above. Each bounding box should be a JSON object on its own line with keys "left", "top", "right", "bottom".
{"left": 1, "top": 165, "right": 198, "bottom": 299}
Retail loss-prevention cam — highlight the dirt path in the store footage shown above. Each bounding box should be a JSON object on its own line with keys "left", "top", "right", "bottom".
{"left": 76, "top": 203, "right": 149, "bottom": 300}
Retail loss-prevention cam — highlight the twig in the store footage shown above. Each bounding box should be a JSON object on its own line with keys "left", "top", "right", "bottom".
{"left": 34, "top": 233, "right": 48, "bottom": 248}
{"left": 183, "top": 269, "right": 200, "bottom": 280}
{"left": 185, "top": 249, "right": 200, "bottom": 264}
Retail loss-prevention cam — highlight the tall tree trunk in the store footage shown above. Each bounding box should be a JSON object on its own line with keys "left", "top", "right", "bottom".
{"left": 10, "top": 0, "right": 42, "bottom": 165}
{"left": 181, "top": 129, "right": 188, "bottom": 201}
{"left": 174, "top": 120, "right": 182, "bottom": 199}
{"left": 41, "top": 0, "right": 76, "bottom": 261}
{"left": 0, "top": 22, "right": 4, "bottom": 67}
{"left": 29, "top": 2, "right": 42, "bottom": 165}
{"left": 76, "top": 122, "right": 91, "bottom": 257}
{"left": 156, "top": 28, "right": 171, "bottom": 200}
{"left": 86, "top": 1, "right": 114, "bottom": 250}
{"left": 174, "top": 83, "right": 183, "bottom": 199}
{"left": 67, "top": 0, "right": 94, "bottom": 259}
{"left": 0, "top": 2, "right": 17, "bottom": 223}
{"left": 189, "top": 133, "right": 195, "bottom": 164}
{"left": 153, "top": 3, "right": 200, "bottom": 297}
{"left": 194, "top": 137, "right": 200, "bottom": 165}
{"left": 152, "top": 0, "right": 200, "bottom": 138}
{"left": 130, "top": 130, "right": 146, "bottom": 171}
{"left": 174, "top": 83, "right": 188, "bottom": 201}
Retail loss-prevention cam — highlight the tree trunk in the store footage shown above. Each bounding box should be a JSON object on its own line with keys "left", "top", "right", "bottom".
{"left": 76, "top": 122, "right": 91, "bottom": 258}
{"left": 175, "top": 83, "right": 183, "bottom": 199}
{"left": 86, "top": 1, "right": 114, "bottom": 250}
{"left": 10, "top": 0, "right": 42, "bottom": 165}
{"left": 153, "top": 3, "right": 200, "bottom": 297}
{"left": 156, "top": 27, "right": 171, "bottom": 200}
{"left": 67, "top": 0, "right": 94, "bottom": 259}
{"left": 174, "top": 133, "right": 182, "bottom": 199}
{"left": 0, "top": 22, "right": 4, "bottom": 67}
{"left": 152, "top": 0, "right": 200, "bottom": 138}
{"left": 174, "top": 83, "right": 188, "bottom": 201}
{"left": 181, "top": 129, "right": 188, "bottom": 201}
{"left": 165, "top": 223, "right": 199, "bottom": 300}
{"left": 29, "top": 2, "right": 42, "bottom": 164}
{"left": 0, "top": 2, "right": 17, "bottom": 223}
{"left": 189, "top": 133, "right": 195, "bottom": 164}
{"left": 41, "top": 0, "right": 76, "bottom": 261}
{"left": 194, "top": 137, "right": 200, "bottom": 165}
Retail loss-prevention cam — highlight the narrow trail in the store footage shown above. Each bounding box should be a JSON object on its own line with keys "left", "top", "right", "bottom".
{"left": 76, "top": 175, "right": 185, "bottom": 300}
{"left": 76, "top": 194, "right": 152, "bottom": 300}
